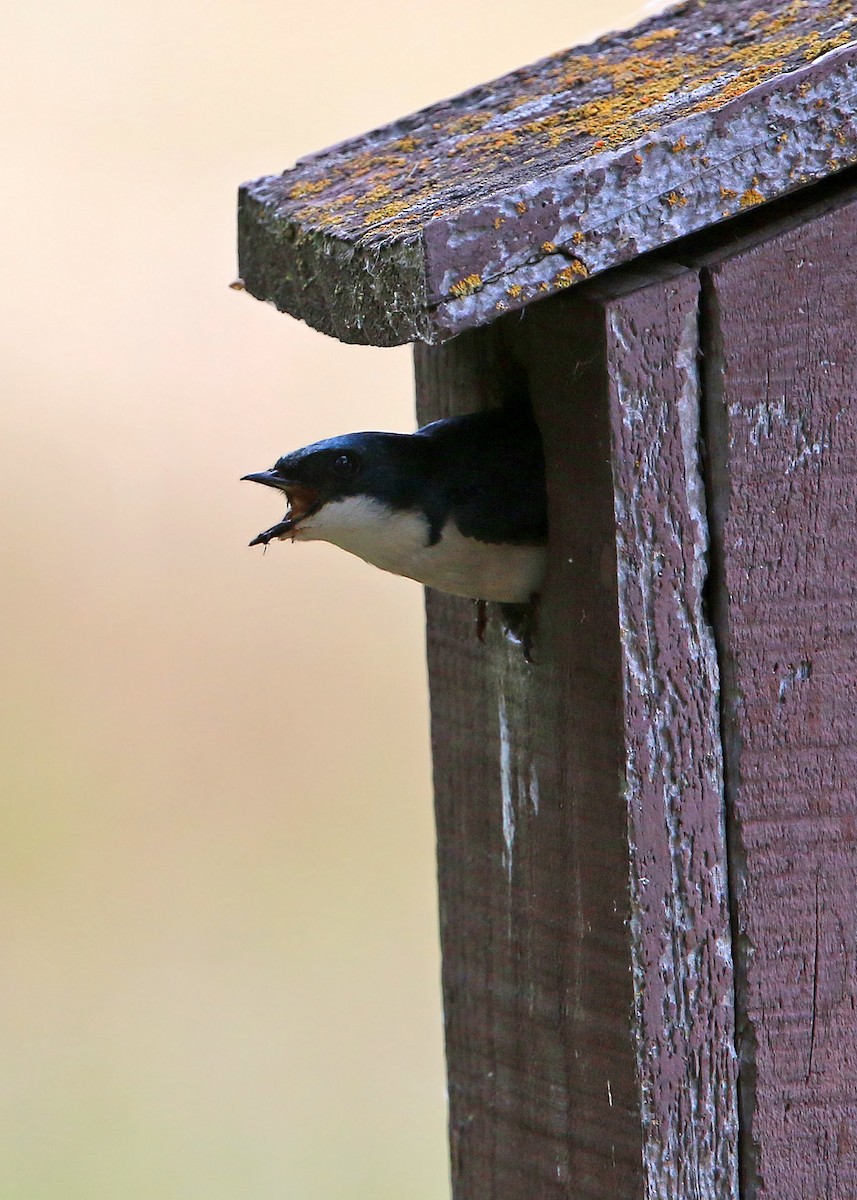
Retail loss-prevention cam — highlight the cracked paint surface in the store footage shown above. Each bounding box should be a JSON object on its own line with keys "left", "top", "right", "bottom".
{"left": 239, "top": 0, "right": 857, "bottom": 344}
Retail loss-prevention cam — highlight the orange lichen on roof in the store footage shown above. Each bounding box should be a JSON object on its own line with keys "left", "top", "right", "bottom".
{"left": 449, "top": 274, "right": 483, "bottom": 298}
{"left": 446, "top": 112, "right": 493, "bottom": 135}
{"left": 520, "top": 112, "right": 567, "bottom": 150}
{"left": 288, "top": 178, "right": 331, "bottom": 200}
{"left": 808, "top": 27, "right": 856, "bottom": 55}
{"left": 454, "top": 128, "right": 520, "bottom": 156}
{"left": 293, "top": 205, "right": 345, "bottom": 228}
{"left": 365, "top": 200, "right": 409, "bottom": 224}
{"left": 631, "top": 27, "right": 680, "bottom": 49}
{"left": 760, "top": 0, "right": 807, "bottom": 32}
{"left": 357, "top": 182, "right": 393, "bottom": 206}
{"left": 686, "top": 61, "right": 786, "bottom": 112}
{"left": 740, "top": 179, "right": 766, "bottom": 205}
{"left": 553, "top": 261, "right": 590, "bottom": 288}
{"left": 272, "top": 0, "right": 857, "bottom": 239}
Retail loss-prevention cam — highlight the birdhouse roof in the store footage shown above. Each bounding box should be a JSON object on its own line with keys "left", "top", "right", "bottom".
{"left": 238, "top": 0, "right": 857, "bottom": 346}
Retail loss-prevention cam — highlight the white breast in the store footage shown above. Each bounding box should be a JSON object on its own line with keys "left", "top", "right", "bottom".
{"left": 292, "top": 495, "right": 546, "bottom": 603}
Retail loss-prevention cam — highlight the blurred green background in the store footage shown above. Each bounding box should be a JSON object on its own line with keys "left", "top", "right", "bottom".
{"left": 1, "top": 1, "right": 666, "bottom": 1196}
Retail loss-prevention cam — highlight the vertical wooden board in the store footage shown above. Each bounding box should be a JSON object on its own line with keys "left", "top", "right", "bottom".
{"left": 415, "top": 308, "right": 646, "bottom": 1200}
{"left": 598, "top": 268, "right": 739, "bottom": 1199}
{"left": 702, "top": 194, "right": 857, "bottom": 1198}
{"left": 415, "top": 270, "right": 740, "bottom": 1198}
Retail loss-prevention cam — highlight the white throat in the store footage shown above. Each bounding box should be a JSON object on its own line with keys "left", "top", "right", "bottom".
{"left": 292, "top": 495, "right": 544, "bottom": 603}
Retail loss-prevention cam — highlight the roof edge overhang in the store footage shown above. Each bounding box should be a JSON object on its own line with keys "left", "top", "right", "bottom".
{"left": 238, "top": 3, "right": 857, "bottom": 346}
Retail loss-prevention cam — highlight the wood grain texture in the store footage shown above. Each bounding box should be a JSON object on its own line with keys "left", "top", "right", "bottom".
{"left": 415, "top": 269, "right": 739, "bottom": 1197}
{"left": 416, "top": 312, "right": 646, "bottom": 1199}
{"left": 239, "top": 0, "right": 857, "bottom": 344}
{"left": 599, "top": 267, "right": 739, "bottom": 1198}
{"left": 700, "top": 191, "right": 857, "bottom": 1198}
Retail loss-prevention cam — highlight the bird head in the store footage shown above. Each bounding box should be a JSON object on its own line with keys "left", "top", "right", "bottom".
{"left": 242, "top": 432, "right": 426, "bottom": 547}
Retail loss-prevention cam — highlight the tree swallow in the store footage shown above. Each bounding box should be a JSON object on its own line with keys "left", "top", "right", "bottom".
{"left": 242, "top": 407, "right": 547, "bottom": 605}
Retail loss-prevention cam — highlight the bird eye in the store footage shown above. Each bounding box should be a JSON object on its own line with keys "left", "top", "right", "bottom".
{"left": 331, "top": 452, "right": 359, "bottom": 478}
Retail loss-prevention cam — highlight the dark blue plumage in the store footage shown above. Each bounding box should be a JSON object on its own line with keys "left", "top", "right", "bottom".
{"left": 242, "top": 407, "right": 548, "bottom": 604}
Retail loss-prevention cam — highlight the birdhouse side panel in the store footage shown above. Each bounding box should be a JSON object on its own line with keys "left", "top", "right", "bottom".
{"left": 416, "top": 319, "right": 646, "bottom": 1200}
{"left": 700, "top": 189, "right": 857, "bottom": 1200}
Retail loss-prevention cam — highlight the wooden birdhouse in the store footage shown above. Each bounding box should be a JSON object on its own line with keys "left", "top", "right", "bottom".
{"left": 237, "top": 1, "right": 857, "bottom": 1196}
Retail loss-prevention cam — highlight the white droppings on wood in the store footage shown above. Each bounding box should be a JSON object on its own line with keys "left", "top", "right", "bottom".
{"left": 498, "top": 691, "right": 516, "bottom": 884}
{"left": 529, "top": 763, "right": 540, "bottom": 816}
{"left": 607, "top": 275, "right": 738, "bottom": 1198}
{"left": 777, "top": 659, "right": 812, "bottom": 704}
{"left": 496, "top": 657, "right": 540, "bottom": 887}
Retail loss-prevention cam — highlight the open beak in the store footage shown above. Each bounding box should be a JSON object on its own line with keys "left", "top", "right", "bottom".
{"left": 241, "top": 471, "right": 321, "bottom": 546}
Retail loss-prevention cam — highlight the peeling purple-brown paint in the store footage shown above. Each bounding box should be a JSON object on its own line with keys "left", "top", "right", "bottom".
{"left": 415, "top": 267, "right": 740, "bottom": 1198}
{"left": 603, "top": 268, "right": 738, "bottom": 1198}
{"left": 238, "top": 0, "right": 857, "bottom": 345}
{"left": 698, "top": 187, "right": 857, "bottom": 1200}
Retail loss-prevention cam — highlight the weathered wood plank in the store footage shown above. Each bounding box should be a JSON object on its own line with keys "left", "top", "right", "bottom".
{"left": 597, "top": 267, "right": 739, "bottom": 1198}
{"left": 416, "top": 310, "right": 646, "bottom": 1199}
{"left": 240, "top": 0, "right": 857, "bottom": 345}
{"left": 700, "top": 190, "right": 857, "bottom": 1198}
{"left": 415, "top": 265, "right": 738, "bottom": 1197}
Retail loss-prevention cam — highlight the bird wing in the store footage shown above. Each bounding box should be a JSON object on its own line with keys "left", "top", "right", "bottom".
{"left": 422, "top": 409, "right": 548, "bottom": 546}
